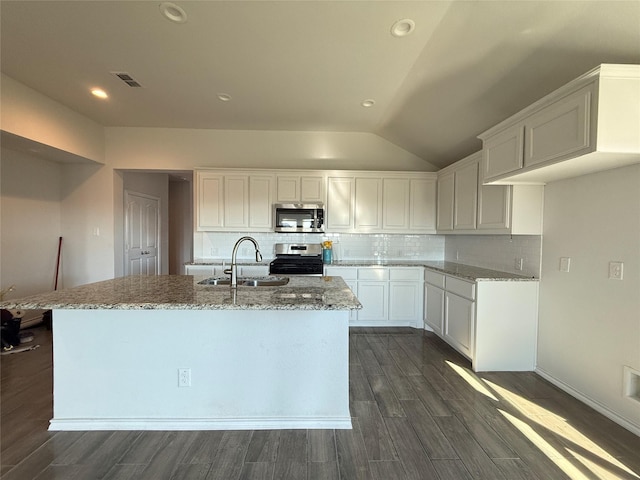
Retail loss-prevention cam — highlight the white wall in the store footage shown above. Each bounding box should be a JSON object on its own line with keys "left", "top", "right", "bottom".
{"left": 0, "top": 74, "right": 105, "bottom": 163}
{"left": 0, "top": 148, "right": 62, "bottom": 298}
{"left": 105, "top": 127, "right": 438, "bottom": 172}
{"left": 169, "top": 179, "right": 193, "bottom": 274}
{"left": 537, "top": 164, "right": 640, "bottom": 433}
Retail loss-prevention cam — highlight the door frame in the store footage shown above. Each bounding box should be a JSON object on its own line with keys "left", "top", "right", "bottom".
{"left": 124, "top": 190, "right": 161, "bottom": 276}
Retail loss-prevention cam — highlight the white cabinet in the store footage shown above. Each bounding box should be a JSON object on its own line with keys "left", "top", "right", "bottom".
{"left": 276, "top": 173, "right": 325, "bottom": 203}
{"left": 453, "top": 158, "right": 478, "bottom": 230}
{"left": 355, "top": 178, "right": 383, "bottom": 231}
{"left": 249, "top": 175, "right": 274, "bottom": 229}
{"left": 523, "top": 84, "right": 592, "bottom": 168}
{"left": 388, "top": 268, "right": 424, "bottom": 326}
{"left": 437, "top": 152, "right": 479, "bottom": 232}
{"left": 195, "top": 170, "right": 274, "bottom": 232}
{"left": 326, "top": 177, "right": 355, "bottom": 231}
{"left": 409, "top": 178, "right": 437, "bottom": 232}
{"left": 479, "top": 64, "right": 640, "bottom": 185}
{"left": 436, "top": 172, "right": 454, "bottom": 231}
{"left": 184, "top": 264, "right": 221, "bottom": 276}
{"left": 437, "top": 152, "right": 544, "bottom": 235}
{"left": 423, "top": 267, "right": 539, "bottom": 372}
{"left": 196, "top": 173, "right": 224, "bottom": 230}
{"left": 443, "top": 277, "right": 475, "bottom": 359}
{"left": 324, "top": 266, "right": 423, "bottom": 327}
{"left": 424, "top": 271, "right": 445, "bottom": 335}
{"left": 382, "top": 178, "right": 409, "bottom": 230}
{"left": 224, "top": 175, "right": 249, "bottom": 229}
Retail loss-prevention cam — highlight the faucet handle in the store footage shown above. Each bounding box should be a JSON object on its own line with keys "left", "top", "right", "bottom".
{"left": 223, "top": 268, "right": 232, "bottom": 275}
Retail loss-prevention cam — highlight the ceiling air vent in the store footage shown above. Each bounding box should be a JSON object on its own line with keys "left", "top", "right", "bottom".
{"left": 111, "top": 72, "right": 143, "bottom": 88}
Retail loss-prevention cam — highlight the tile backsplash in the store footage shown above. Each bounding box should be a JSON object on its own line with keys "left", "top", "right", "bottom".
{"left": 445, "top": 235, "right": 542, "bottom": 278}
{"left": 193, "top": 231, "right": 542, "bottom": 278}
{"left": 194, "top": 232, "right": 445, "bottom": 262}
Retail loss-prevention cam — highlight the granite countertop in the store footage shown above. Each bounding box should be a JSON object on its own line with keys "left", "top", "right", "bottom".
{"left": 327, "top": 260, "right": 536, "bottom": 281}
{"left": 0, "top": 275, "right": 362, "bottom": 311}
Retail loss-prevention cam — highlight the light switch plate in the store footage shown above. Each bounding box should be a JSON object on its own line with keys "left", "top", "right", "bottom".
{"left": 559, "top": 257, "right": 571, "bottom": 273}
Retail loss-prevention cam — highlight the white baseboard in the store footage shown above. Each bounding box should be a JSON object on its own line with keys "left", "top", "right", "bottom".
{"left": 49, "top": 416, "right": 353, "bottom": 431}
{"left": 536, "top": 367, "right": 640, "bottom": 437}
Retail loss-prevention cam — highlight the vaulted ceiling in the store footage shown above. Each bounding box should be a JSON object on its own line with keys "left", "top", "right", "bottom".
{"left": 2, "top": 1, "right": 639, "bottom": 169}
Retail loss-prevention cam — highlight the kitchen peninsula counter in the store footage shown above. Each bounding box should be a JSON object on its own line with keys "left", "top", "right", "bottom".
{"left": 326, "top": 260, "right": 536, "bottom": 281}
{"left": 2, "top": 275, "right": 361, "bottom": 311}
{"left": 2, "top": 275, "right": 357, "bottom": 432}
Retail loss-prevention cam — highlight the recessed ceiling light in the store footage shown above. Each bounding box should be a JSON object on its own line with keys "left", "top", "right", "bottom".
{"left": 361, "top": 99, "right": 375, "bottom": 108}
{"left": 160, "top": 2, "right": 187, "bottom": 24}
{"left": 91, "top": 88, "right": 108, "bottom": 99}
{"left": 391, "top": 19, "right": 415, "bottom": 37}
{"left": 217, "top": 93, "right": 232, "bottom": 102}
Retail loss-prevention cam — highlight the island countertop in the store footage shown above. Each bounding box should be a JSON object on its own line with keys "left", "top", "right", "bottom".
{"left": 0, "top": 275, "right": 362, "bottom": 311}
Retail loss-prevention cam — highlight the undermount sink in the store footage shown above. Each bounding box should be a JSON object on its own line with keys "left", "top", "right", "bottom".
{"left": 198, "top": 276, "right": 290, "bottom": 287}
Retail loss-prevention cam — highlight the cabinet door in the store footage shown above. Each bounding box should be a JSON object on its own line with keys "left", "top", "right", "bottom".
{"left": 356, "top": 281, "right": 388, "bottom": 322}
{"left": 409, "top": 177, "right": 437, "bottom": 232}
{"left": 327, "top": 177, "right": 354, "bottom": 231}
{"left": 382, "top": 178, "right": 410, "bottom": 230}
{"left": 224, "top": 175, "right": 249, "bottom": 228}
{"left": 444, "top": 292, "right": 474, "bottom": 358}
{"left": 454, "top": 160, "right": 478, "bottom": 230}
{"left": 482, "top": 125, "right": 524, "bottom": 180}
{"left": 389, "top": 282, "right": 423, "bottom": 327}
{"left": 436, "top": 172, "right": 454, "bottom": 231}
{"left": 478, "top": 184, "right": 511, "bottom": 230}
{"left": 249, "top": 175, "right": 273, "bottom": 229}
{"left": 184, "top": 265, "right": 216, "bottom": 276}
{"left": 355, "top": 177, "right": 382, "bottom": 231}
{"left": 276, "top": 176, "right": 300, "bottom": 202}
{"left": 196, "top": 173, "right": 224, "bottom": 230}
{"left": 424, "top": 283, "right": 444, "bottom": 335}
{"left": 524, "top": 84, "right": 593, "bottom": 168}
{"left": 300, "top": 176, "right": 325, "bottom": 203}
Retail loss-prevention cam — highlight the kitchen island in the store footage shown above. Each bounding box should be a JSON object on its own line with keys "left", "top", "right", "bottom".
{"left": 2, "top": 275, "right": 360, "bottom": 431}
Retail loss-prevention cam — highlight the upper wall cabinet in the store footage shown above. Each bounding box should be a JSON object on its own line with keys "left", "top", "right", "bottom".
{"left": 327, "top": 172, "right": 437, "bottom": 234}
{"left": 275, "top": 172, "right": 325, "bottom": 204}
{"left": 196, "top": 170, "right": 274, "bottom": 232}
{"left": 437, "top": 152, "right": 543, "bottom": 235}
{"left": 479, "top": 64, "right": 640, "bottom": 185}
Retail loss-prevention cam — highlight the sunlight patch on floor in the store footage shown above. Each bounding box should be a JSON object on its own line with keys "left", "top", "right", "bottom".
{"left": 486, "top": 380, "right": 639, "bottom": 480}
{"left": 445, "top": 361, "right": 498, "bottom": 401}
{"left": 499, "top": 409, "right": 593, "bottom": 480}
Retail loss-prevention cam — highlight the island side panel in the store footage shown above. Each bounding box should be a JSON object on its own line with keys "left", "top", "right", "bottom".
{"left": 50, "top": 308, "right": 351, "bottom": 430}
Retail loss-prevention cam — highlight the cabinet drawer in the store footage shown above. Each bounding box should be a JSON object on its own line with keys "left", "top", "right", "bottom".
{"left": 324, "top": 266, "right": 358, "bottom": 280}
{"left": 389, "top": 268, "right": 422, "bottom": 282}
{"left": 425, "top": 270, "right": 445, "bottom": 288}
{"left": 358, "top": 267, "right": 389, "bottom": 281}
{"left": 445, "top": 276, "right": 475, "bottom": 300}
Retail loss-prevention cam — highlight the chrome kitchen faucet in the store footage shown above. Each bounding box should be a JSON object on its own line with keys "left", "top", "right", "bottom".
{"left": 225, "top": 236, "right": 262, "bottom": 288}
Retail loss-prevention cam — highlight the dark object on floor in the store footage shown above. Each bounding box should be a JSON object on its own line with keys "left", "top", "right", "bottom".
{"left": 43, "top": 310, "right": 52, "bottom": 330}
{"left": 1, "top": 309, "right": 21, "bottom": 350}
{"left": 19, "top": 331, "right": 35, "bottom": 344}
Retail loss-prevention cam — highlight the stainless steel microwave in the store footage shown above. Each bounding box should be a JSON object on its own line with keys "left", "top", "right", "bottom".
{"left": 274, "top": 203, "right": 324, "bottom": 233}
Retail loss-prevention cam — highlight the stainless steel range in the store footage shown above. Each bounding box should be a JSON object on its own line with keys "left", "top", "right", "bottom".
{"left": 269, "top": 243, "right": 324, "bottom": 276}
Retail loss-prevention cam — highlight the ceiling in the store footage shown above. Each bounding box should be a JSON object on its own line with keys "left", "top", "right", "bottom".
{"left": 1, "top": 1, "right": 639, "bottom": 170}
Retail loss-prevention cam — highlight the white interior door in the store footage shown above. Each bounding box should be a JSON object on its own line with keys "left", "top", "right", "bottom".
{"left": 125, "top": 191, "right": 160, "bottom": 276}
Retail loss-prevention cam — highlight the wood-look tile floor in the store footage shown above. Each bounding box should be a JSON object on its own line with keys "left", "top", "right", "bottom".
{"left": 2, "top": 325, "right": 639, "bottom": 479}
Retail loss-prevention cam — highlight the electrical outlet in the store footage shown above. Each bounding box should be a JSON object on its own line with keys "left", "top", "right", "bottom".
{"left": 456, "top": 250, "right": 459, "bottom": 261}
{"left": 514, "top": 258, "right": 523, "bottom": 271}
{"left": 178, "top": 368, "right": 191, "bottom": 387}
{"left": 609, "top": 261, "right": 624, "bottom": 280}
{"left": 210, "top": 247, "right": 218, "bottom": 256}
{"left": 559, "top": 257, "right": 571, "bottom": 273}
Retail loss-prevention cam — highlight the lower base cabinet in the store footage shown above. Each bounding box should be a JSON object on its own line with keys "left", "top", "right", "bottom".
{"left": 424, "top": 268, "right": 538, "bottom": 372}
{"left": 325, "top": 266, "right": 423, "bottom": 328}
